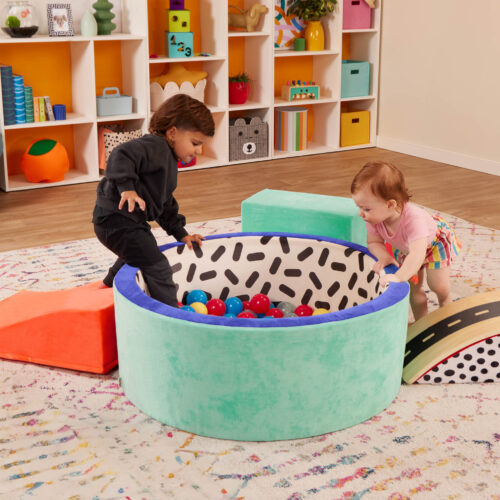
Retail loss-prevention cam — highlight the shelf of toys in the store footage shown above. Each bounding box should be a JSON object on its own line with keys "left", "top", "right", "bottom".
{"left": 0, "top": 0, "right": 149, "bottom": 191}
{"left": 0, "top": 0, "right": 381, "bottom": 191}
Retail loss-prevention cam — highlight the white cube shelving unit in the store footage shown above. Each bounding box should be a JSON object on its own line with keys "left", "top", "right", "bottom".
{"left": 0, "top": 0, "right": 381, "bottom": 191}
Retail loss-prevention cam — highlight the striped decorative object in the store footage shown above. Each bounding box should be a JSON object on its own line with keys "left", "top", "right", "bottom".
{"left": 274, "top": 106, "right": 307, "bottom": 151}
{"left": 24, "top": 86, "right": 34, "bottom": 123}
{"left": 13, "top": 74, "right": 26, "bottom": 124}
{"left": 0, "top": 64, "right": 16, "bottom": 126}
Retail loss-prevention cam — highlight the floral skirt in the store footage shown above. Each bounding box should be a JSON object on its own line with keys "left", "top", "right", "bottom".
{"left": 392, "top": 215, "right": 461, "bottom": 270}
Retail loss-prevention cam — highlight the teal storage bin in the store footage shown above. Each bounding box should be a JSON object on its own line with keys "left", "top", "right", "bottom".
{"left": 341, "top": 60, "right": 370, "bottom": 98}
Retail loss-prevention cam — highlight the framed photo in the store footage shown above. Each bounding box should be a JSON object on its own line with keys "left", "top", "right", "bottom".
{"left": 47, "top": 4, "right": 74, "bottom": 37}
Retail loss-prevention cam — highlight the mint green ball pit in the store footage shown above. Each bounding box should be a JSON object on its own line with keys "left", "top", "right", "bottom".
{"left": 114, "top": 233, "right": 409, "bottom": 441}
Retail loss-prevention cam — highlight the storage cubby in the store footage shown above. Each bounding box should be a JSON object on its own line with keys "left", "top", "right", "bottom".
{"left": 228, "top": 107, "right": 271, "bottom": 164}
{"left": 5, "top": 123, "right": 97, "bottom": 191}
{"left": 274, "top": 53, "right": 340, "bottom": 105}
{"left": 229, "top": 35, "right": 273, "bottom": 110}
{"left": 0, "top": 0, "right": 381, "bottom": 190}
{"left": 95, "top": 39, "right": 149, "bottom": 119}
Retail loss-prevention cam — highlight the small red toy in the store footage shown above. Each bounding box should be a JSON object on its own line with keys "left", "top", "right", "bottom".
{"left": 242, "top": 300, "right": 251, "bottom": 311}
{"left": 295, "top": 304, "right": 313, "bottom": 317}
{"left": 237, "top": 311, "right": 256, "bottom": 319}
{"left": 249, "top": 293, "right": 270, "bottom": 314}
{"left": 265, "top": 308, "right": 284, "bottom": 318}
{"left": 177, "top": 157, "right": 196, "bottom": 169}
{"left": 206, "top": 298, "right": 226, "bottom": 316}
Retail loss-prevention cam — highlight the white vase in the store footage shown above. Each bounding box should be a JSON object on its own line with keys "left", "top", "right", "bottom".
{"left": 81, "top": 8, "right": 98, "bottom": 36}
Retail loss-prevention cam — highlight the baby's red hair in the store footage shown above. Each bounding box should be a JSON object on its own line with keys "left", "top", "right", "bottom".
{"left": 351, "top": 161, "right": 411, "bottom": 209}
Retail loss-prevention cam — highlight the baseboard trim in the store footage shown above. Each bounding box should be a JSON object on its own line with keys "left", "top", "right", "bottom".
{"left": 376, "top": 137, "right": 500, "bottom": 177}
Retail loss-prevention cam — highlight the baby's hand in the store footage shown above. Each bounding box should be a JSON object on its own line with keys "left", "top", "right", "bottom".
{"left": 182, "top": 233, "right": 205, "bottom": 250}
{"left": 119, "top": 190, "right": 146, "bottom": 212}
{"left": 373, "top": 257, "right": 398, "bottom": 274}
{"left": 379, "top": 273, "right": 401, "bottom": 287}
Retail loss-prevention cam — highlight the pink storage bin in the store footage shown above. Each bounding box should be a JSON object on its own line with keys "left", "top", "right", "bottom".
{"left": 343, "top": 0, "right": 372, "bottom": 30}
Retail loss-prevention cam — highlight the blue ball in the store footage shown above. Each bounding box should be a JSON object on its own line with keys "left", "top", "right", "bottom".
{"left": 186, "top": 289, "right": 208, "bottom": 305}
{"left": 224, "top": 313, "right": 237, "bottom": 318}
{"left": 181, "top": 305, "right": 196, "bottom": 312}
{"left": 224, "top": 296, "right": 243, "bottom": 315}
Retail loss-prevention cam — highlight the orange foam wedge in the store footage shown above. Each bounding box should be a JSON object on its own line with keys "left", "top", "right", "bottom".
{"left": 0, "top": 281, "right": 117, "bottom": 373}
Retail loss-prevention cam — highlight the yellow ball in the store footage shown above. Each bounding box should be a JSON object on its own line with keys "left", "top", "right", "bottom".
{"left": 190, "top": 302, "right": 208, "bottom": 314}
{"left": 312, "top": 308, "right": 329, "bottom": 315}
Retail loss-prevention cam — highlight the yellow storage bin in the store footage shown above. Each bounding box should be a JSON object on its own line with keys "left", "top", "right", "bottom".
{"left": 340, "top": 109, "right": 370, "bottom": 147}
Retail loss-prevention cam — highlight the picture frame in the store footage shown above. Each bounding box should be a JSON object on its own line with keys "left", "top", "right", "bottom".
{"left": 47, "top": 4, "right": 74, "bottom": 37}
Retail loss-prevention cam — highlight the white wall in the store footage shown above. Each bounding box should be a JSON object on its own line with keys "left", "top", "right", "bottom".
{"left": 377, "top": 0, "right": 500, "bottom": 175}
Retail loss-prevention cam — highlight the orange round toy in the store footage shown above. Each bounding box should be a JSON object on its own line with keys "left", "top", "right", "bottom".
{"left": 20, "top": 138, "right": 70, "bottom": 183}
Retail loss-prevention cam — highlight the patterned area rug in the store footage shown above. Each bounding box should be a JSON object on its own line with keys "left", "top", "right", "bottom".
{"left": 0, "top": 212, "right": 499, "bottom": 500}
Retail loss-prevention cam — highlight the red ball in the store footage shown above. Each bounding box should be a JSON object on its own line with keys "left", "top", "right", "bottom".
{"left": 242, "top": 300, "right": 251, "bottom": 310}
{"left": 265, "top": 308, "right": 284, "bottom": 318}
{"left": 249, "top": 293, "right": 271, "bottom": 314}
{"left": 237, "top": 310, "right": 256, "bottom": 319}
{"left": 295, "top": 304, "right": 314, "bottom": 317}
{"left": 206, "top": 298, "right": 226, "bottom": 316}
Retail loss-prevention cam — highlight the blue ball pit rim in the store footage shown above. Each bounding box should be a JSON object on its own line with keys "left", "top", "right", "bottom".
{"left": 114, "top": 232, "right": 409, "bottom": 328}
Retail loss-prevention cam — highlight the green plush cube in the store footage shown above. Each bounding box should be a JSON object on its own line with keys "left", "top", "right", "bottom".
{"left": 241, "top": 189, "right": 367, "bottom": 246}
{"left": 167, "top": 10, "right": 190, "bottom": 32}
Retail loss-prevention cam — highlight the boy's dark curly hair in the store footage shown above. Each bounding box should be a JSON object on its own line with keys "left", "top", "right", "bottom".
{"left": 149, "top": 94, "right": 215, "bottom": 137}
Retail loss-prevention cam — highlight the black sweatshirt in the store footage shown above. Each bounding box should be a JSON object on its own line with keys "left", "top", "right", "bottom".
{"left": 94, "top": 134, "right": 188, "bottom": 242}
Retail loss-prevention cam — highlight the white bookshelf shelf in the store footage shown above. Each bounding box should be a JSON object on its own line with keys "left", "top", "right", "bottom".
{"left": 4, "top": 113, "right": 94, "bottom": 129}
{"left": 274, "top": 49, "right": 341, "bottom": 58}
{"left": 149, "top": 55, "right": 226, "bottom": 64}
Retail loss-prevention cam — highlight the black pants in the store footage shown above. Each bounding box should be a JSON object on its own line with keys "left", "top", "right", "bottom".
{"left": 94, "top": 214, "right": 178, "bottom": 307}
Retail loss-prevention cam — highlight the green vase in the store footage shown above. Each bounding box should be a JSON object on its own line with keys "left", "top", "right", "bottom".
{"left": 92, "top": 0, "right": 116, "bottom": 35}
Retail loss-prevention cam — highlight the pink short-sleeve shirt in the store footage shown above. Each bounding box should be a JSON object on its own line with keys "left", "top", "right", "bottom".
{"left": 366, "top": 202, "right": 437, "bottom": 253}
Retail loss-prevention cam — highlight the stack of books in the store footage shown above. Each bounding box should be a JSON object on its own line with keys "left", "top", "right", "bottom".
{"left": 0, "top": 64, "right": 16, "bottom": 125}
{"left": 0, "top": 64, "right": 58, "bottom": 125}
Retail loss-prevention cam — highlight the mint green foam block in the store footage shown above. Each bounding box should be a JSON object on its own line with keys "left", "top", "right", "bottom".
{"left": 241, "top": 189, "right": 367, "bottom": 246}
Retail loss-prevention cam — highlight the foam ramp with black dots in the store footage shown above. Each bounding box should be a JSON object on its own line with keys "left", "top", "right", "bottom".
{"left": 403, "top": 291, "right": 500, "bottom": 384}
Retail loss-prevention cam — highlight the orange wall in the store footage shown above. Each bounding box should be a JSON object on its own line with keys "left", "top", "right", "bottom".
{"left": 274, "top": 57, "right": 313, "bottom": 97}
{"left": 0, "top": 43, "right": 73, "bottom": 112}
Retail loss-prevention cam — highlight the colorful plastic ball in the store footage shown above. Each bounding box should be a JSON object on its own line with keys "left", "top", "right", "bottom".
{"left": 312, "top": 308, "right": 330, "bottom": 315}
{"left": 277, "top": 301, "right": 295, "bottom": 315}
{"left": 242, "top": 300, "right": 251, "bottom": 311}
{"left": 249, "top": 293, "right": 270, "bottom": 314}
{"left": 295, "top": 304, "right": 314, "bottom": 317}
{"left": 237, "top": 311, "right": 256, "bottom": 319}
{"left": 224, "top": 297, "right": 243, "bottom": 316}
{"left": 224, "top": 313, "right": 237, "bottom": 318}
{"left": 284, "top": 312, "right": 298, "bottom": 318}
{"left": 265, "top": 308, "right": 284, "bottom": 318}
{"left": 206, "top": 298, "right": 226, "bottom": 316}
{"left": 186, "top": 289, "right": 207, "bottom": 305}
{"left": 20, "top": 138, "right": 70, "bottom": 183}
{"left": 190, "top": 302, "right": 208, "bottom": 314}
{"left": 181, "top": 305, "right": 195, "bottom": 312}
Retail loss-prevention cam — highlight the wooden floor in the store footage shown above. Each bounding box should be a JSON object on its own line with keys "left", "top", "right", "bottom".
{"left": 1, "top": 147, "right": 499, "bottom": 252}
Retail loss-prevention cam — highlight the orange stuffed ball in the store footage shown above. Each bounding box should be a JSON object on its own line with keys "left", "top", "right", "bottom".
{"left": 21, "top": 138, "right": 70, "bottom": 183}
